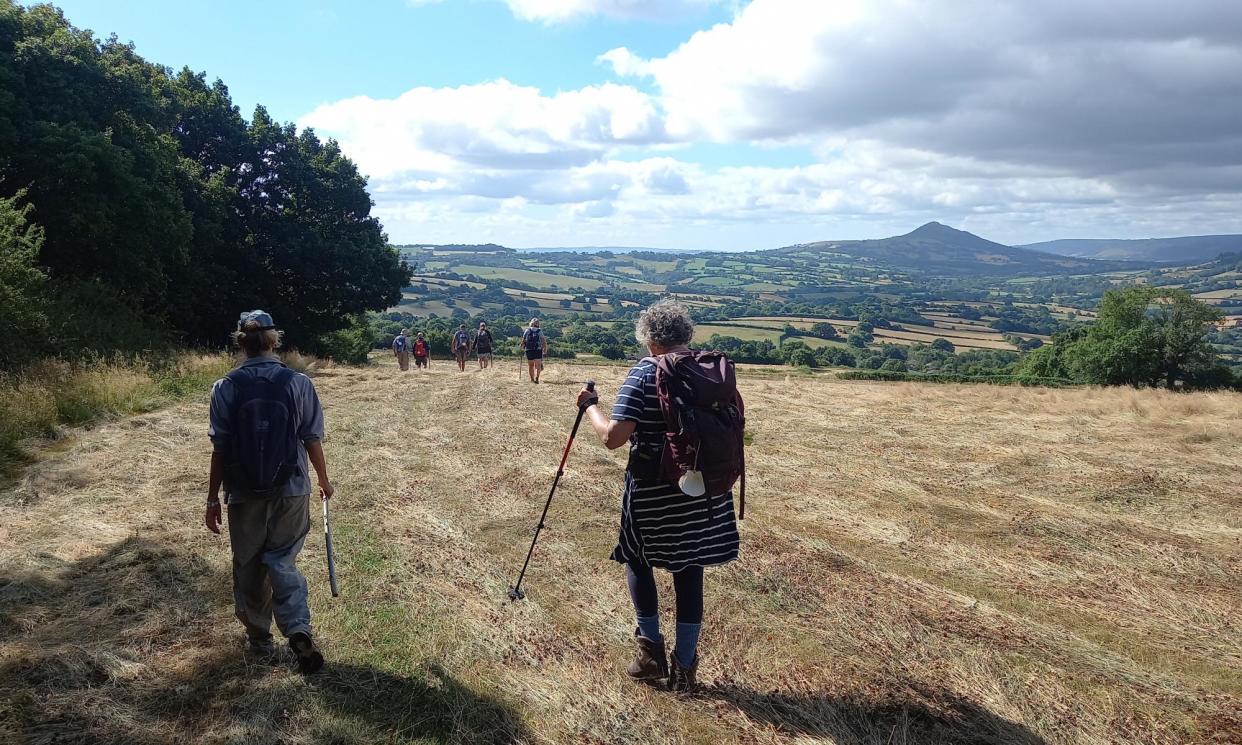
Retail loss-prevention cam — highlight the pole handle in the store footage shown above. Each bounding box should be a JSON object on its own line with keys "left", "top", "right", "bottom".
{"left": 579, "top": 379, "right": 598, "bottom": 410}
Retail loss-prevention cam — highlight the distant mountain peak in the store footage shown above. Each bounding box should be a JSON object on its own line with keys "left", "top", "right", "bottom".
{"left": 779, "top": 221, "right": 1128, "bottom": 276}
{"left": 906, "top": 221, "right": 964, "bottom": 238}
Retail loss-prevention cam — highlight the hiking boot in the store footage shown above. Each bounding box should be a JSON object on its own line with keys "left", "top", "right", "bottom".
{"left": 243, "top": 634, "right": 279, "bottom": 664}
{"left": 626, "top": 629, "right": 668, "bottom": 682}
{"left": 668, "top": 654, "right": 698, "bottom": 694}
{"left": 288, "top": 632, "right": 324, "bottom": 674}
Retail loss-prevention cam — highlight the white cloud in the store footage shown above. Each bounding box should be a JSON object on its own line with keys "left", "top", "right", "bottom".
{"left": 597, "top": 47, "right": 651, "bottom": 78}
{"left": 301, "top": 79, "right": 665, "bottom": 181}
{"left": 613, "top": 0, "right": 1242, "bottom": 181}
{"left": 307, "top": 0, "right": 1242, "bottom": 247}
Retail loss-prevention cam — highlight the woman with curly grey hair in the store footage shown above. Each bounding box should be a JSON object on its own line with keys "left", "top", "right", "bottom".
{"left": 576, "top": 299, "right": 741, "bottom": 693}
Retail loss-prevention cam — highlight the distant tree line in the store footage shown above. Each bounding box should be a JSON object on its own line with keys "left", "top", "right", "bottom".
{"left": 0, "top": 2, "right": 409, "bottom": 369}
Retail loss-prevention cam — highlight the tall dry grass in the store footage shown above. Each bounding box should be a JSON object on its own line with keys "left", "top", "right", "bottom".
{"left": 0, "top": 353, "right": 234, "bottom": 474}
{"left": 1, "top": 360, "right": 1239, "bottom": 744}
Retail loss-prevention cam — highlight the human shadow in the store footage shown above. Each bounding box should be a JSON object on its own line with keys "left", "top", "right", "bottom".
{"left": 699, "top": 682, "right": 1046, "bottom": 745}
{"left": 0, "top": 535, "right": 530, "bottom": 744}
{"left": 311, "top": 662, "right": 528, "bottom": 744}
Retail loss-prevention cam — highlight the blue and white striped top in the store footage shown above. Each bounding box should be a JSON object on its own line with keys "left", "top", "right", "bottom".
{"left": 608, "top": 359, "right": 740, "bottom": 570}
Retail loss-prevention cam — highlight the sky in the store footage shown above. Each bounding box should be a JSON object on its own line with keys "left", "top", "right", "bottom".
{"left": 47, "top": 0, "right": 1242, "bottom": 250}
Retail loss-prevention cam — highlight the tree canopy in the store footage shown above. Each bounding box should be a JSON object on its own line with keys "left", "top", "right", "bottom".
{"left": 0, "top": 1, "right": 409, "bottom": 365}
{"left": 1018, "top": 287, "right": 1228, "bottom": 389}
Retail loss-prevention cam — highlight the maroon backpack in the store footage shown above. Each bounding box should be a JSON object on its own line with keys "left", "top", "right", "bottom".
{"left": 647, "top": 351, "right": 747, "bottom": 518}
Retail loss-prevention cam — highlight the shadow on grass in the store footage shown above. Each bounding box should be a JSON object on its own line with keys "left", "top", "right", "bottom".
{"left": 700, "top": 682, "right": 1046, "bottom": 745}
{"left": 0, "top": 536, "right": 529, "bottom": 744}
{"left": 311, "top": 662, "right": 528, "bottom": 743}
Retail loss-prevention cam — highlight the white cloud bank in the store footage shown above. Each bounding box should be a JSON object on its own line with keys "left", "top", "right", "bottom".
{"left": 307, "top": 0, "right": 1242, "bottom": 247}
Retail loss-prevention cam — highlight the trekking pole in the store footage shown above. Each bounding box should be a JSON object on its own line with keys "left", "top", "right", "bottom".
{"left": 322, "top": 497, "right": 340, "bottom": 598}
{"left": 507, "top": 379, "right": 596, "bottom": 601}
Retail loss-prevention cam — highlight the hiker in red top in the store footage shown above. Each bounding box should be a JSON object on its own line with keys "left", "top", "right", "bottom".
{"left": 412, "top": 331, "right": 430, "bottom": 370}
{"left": 575, "top": 300, "right": 744, "bottom": 694}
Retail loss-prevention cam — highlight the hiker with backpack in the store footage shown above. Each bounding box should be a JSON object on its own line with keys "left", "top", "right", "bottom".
{"left": 393, "top": 329, "right": 412, "bottom": 371}
{"left": 474, "top": 321, "right": 494, "bottom": 369}
{"left": 452, "top": 323, "right": 471, "bottom": 372}
{"left": 413, "top": 331, "right": 430, "bottom": 369}
{"left": 574, "top": 300, "right": 744, "bottom": 693}
{"left": 520, "top": 318, "right": 547, "bottom": 383}
{"left": 204, "top": 310, "right": 333, "bottom": 675}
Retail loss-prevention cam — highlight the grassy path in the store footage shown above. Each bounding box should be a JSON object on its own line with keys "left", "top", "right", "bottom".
{"left": 2, "top": 359, "right": 1240, "bottom": 743}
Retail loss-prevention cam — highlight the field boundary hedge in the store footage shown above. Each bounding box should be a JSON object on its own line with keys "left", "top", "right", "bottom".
{"left": 836, "top": 370, "right": 1075, "bottom": 387}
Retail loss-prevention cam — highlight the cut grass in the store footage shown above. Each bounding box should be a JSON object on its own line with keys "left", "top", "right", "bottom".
{"left": 1, "top": 363, "right": 1239, "bottom": 743}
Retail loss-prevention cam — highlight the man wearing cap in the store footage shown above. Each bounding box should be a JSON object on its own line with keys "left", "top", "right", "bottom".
{"left": 205, "top": 310, "right": 334, "bottom": 674}
{"left": 393, "top": 328, "right": 412, "bottom": 371}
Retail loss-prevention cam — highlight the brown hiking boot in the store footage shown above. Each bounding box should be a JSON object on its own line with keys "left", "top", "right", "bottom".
{"left": 668, "top": 654, "right": 697, "bottom": 694}
{"left": 626, "top": 630, "right": 668, "bottom": 682}
{"left": 243, "top": 634, "right": 281, "bottom": 664}
{"left": 289, "top": 632, "right": 324, "bottom": 674}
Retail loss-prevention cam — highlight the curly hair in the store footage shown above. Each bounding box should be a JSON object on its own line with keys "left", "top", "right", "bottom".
{"left": 635, "top": 300, "right": 694, "bottom": 349}
{"left": 233, "top": 321, "right": 283, "bottom": 356}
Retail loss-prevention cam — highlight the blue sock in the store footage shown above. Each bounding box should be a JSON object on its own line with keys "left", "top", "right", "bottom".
{"left": 674, "top": 622, "right": 701, "bottom": 667}
{"left": 637, "top": 614, "right": 662, "bottom": 642}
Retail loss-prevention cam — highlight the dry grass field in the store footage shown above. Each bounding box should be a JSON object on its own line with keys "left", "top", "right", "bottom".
{"left": 1, "top": 359, "right": 1240, "bottom": 744}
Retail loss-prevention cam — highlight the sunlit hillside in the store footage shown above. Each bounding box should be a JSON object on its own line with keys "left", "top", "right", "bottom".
{"left": 1, "top": 360, "right": 1239, "bottom": 744}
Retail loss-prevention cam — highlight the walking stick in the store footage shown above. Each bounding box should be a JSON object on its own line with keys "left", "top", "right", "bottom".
{"left": 507, "top": 380, "right": 596, "bottom": 601}
{"left": 322, "top": 497, "right": 340, "bottom": 598}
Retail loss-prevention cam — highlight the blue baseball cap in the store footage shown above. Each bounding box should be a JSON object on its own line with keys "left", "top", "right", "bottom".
{"left": 237, "top": 310, "right": 277, "bottom": 331}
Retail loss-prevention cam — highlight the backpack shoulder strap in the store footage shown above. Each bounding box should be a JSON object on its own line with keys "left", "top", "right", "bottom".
{"left": 271, "top": 365, "right": 296, "bottom": 388}
{"left": 225, "top": 368, "right": 249, "bottom": 386}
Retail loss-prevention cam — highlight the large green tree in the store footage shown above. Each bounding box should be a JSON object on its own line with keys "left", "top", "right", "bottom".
{"left": 0, "top": 191, "right": 48, "bottom": 367}
{"left": 0, "top": 0, "right": 410, "bottom": 362}
{"left": 1053, "top": 287, "right": 1226, "bottom": 388}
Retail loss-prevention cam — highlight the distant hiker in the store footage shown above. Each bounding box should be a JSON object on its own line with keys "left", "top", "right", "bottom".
{"left": 205, "top": 310, "right": 334, "bottom": 675}
{"left": 393, "top": 329, "right": 411, "bottom": 371}
{"left": 575, "top": 300, "right": 744, "bottom": 693}
{"left": 474, "top": 321, "right": 494, "bottom": 369}
{"left": 521, "top": 318, "right": 547, "bottom": 383}
{"left": 413, "top": 331, "right": 430, "bottom": 369}
{"left": 452, "top": 323, "right": 471, "bottom": 372}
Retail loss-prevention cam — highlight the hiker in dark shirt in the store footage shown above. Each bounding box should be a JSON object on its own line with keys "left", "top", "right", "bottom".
{"left": 205, "top": 310, "right": 334, "bottom": 674}
{"left": 474, "top": 321, "right": 494, "bottom": 369}
{"left": 452, "top": 324, "right": 471, "bottom": 372}
{"left": 575, "top": 300, "right": 740, "bottom": 694}
{"left": 520, "top": 318, "right": 547, "bottom": 383}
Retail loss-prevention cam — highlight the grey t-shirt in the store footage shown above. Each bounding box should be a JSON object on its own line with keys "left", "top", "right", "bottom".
{"left": 208, "top": 356, "right": 325, "bottom": 502}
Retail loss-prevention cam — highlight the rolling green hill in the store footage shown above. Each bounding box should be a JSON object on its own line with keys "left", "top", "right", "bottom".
{"left": 1023, "top": 234, "right": 1242, "bottom": 263}
{"left": 777, "top": 222, "right": 1144, "bottom": 277}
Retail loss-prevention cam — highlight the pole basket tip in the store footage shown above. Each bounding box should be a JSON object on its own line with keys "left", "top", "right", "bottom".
{"left": 507, "top": 586, "right": 525, "bottom": 602}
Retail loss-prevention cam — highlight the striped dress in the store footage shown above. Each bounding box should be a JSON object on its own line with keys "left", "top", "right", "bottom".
{"left": 609, "top": 359, "right": 740, "bottom": 570}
